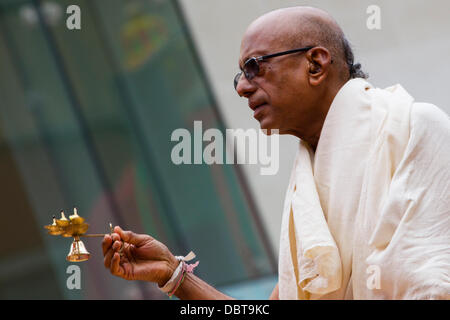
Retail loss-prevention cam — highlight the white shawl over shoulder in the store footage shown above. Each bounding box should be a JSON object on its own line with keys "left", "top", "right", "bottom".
{"left": 279, "top": 79, "right": 450, "bottom": 299}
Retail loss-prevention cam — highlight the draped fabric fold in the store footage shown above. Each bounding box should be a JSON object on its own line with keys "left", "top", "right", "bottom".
{"left": 278, "top": 141, "right": 342, "bottom": 300}
{"left": 279, "top": 78, "right": 450, "bottom": 300}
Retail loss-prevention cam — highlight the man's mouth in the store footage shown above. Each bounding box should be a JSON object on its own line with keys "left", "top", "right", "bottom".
{"left": 253, "top": 104, "right": 267, "bottom": 118}
{"left": 254, "top": 104, "right": 265, "bottom": 111}
{"left": 249, "top": 101, "right": 267, "bottom": 111}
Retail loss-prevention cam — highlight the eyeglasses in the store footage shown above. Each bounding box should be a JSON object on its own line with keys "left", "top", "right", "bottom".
{"left": 234, "top": 46, "right": 315, "bottom": 90}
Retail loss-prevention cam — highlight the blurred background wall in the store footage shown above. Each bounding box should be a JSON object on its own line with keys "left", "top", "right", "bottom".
{"left": 0, "top": 0, "right": 448, "bottom": 299}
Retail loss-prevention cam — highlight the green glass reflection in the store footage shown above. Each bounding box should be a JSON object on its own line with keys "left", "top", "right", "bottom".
{"left": 0, "top": 0, "right": 275, "bottom": 299}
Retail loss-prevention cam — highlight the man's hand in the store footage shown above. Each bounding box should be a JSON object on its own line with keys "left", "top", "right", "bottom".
{"left": 102, "top": 226, "right": 179, "bottom": 287}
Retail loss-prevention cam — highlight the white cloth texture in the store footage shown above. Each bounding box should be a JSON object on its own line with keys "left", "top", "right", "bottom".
{"left": 278, "top": 78, "right": 450, "bottom": 299}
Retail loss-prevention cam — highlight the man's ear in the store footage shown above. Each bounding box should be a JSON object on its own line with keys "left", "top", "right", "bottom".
{"left": 306, "top": 47, "right": 332, "bottom": 86}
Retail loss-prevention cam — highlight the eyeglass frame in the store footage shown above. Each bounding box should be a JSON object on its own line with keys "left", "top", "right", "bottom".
{"left": 234, "top": 46, "right": 315, "bottom": 90}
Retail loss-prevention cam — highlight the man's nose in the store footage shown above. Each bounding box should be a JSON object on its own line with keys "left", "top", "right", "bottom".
{"left": 235, "top": 74, "right": 257, "bottom": 98}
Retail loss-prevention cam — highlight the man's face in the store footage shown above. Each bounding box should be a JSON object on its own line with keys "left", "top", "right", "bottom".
{"left": 236, "top": 31, "right": 314, "bottom": 135}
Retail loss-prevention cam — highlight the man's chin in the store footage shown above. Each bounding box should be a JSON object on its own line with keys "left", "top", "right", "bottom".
{"left": 258, "top": 120, "right": 279, "bottom": 135}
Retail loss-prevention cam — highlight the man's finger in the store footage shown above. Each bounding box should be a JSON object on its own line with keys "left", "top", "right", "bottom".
{"left": 112, "top": 240, "right": 122, "bottom": 252}
{"left": 111, "top": 233, "right": 121, "bottom": 242}
{"left": 111, "top": 252, "right": 122, "bottom": 276}
{"left": 114, "top": 226, "right": 151, "bottom": 246}
{"left": 103, "top": 247, "right": 114, "bottom": 269}
{"left": 102, "top": 235, "right": 112, "bottom": 256}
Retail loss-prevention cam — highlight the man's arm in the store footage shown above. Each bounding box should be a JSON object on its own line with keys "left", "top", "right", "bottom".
{"left": 103, "top": 227, "right": 235, "bottom": 300}
{"left": 176, "top": 278, "right": 279, "bottom": 300}
{"left": 173, "top": 273, "right": 234, "bottom": 300}
{"left": 269, "top": 283, "right": 279, "bottom": 300}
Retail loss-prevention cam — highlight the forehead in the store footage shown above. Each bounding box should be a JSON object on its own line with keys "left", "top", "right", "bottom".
{"left": 239, "top": 27, "right": 283, "bottom": 67}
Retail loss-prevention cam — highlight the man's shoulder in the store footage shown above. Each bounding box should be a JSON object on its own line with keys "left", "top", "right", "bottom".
{"left": 410, "top": 102, "right": 450, "bottom": 134}
{"left": 406, "top": 102, "right": 450, "bottom": 160}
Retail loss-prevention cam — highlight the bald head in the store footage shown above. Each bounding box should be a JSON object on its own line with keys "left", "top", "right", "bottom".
{"left": 235, "top": 7, "right": 367, "bottom": 148}
{"left": 241, "top": 6, "right": 367, "bottom": 80}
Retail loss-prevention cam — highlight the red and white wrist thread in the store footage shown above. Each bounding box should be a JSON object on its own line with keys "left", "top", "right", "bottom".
{"left": 158, "top": 251, "right": 199, "bottom": 298}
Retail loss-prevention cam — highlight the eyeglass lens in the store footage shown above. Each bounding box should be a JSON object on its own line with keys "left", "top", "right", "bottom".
{"left": 234, "top": 58, "right": 260, "bottom": 90}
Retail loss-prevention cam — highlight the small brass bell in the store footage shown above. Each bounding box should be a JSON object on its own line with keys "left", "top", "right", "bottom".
{"left": 45, "top": 208, "right": 111, "bottom": 262}
{"left": 67, "top": 236, "right": 90, "bottom": 262}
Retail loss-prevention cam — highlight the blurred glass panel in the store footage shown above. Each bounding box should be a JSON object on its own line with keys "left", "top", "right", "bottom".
{"left": 0, "top": 0, "right": 275, "bottom": 299}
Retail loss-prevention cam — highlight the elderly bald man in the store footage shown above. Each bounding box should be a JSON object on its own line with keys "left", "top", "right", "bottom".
{"left": 103, "top": 7, "right": 450, "bottom": 300}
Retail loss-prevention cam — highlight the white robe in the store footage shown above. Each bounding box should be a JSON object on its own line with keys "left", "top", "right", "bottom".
{"left": 278, "top": 78, "right": 450, "bottom": 300}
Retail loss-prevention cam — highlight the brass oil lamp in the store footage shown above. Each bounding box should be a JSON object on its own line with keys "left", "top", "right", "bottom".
{"left": 44, "top": 208, "right": 114, "bottom": 262}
